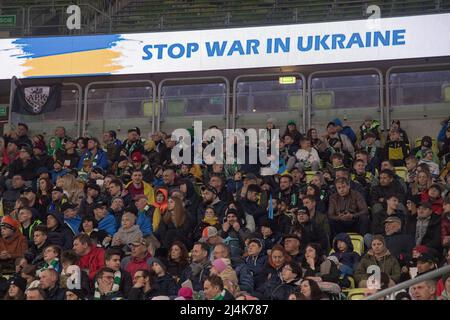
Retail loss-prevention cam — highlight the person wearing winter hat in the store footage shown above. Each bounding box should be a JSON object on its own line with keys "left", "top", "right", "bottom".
{"left": 211, "top": 258, "right": 238, "bottom": 290}
{"left": 4, "top": 275, "right": 27, "bottom": 300}
{"left": 177, "top": 286, "right": 193, "bottom": 300}
{"left": 0, "top": 216, "right": 28, "bottom": 273}
{"left": 149, "top": 257, "right": 178, "bottom": 296}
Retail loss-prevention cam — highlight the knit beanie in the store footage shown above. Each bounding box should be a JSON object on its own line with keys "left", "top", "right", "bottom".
{"left": 212, "top": 258, "right": 229, "bottom": 274}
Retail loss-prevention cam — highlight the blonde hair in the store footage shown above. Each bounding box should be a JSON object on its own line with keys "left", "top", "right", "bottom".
{"left": 60, "top": 174, "right": 84, "bottom": 205}
{"left": 122, "top": 212, "right": 136, "bottom": 225}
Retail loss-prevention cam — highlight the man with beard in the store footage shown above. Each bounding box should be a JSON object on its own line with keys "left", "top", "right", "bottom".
{"left": 197, "top": 185, "right": 226, "bottom": 225}
{"left": 276, "top": 175, "right": 299, "bottom": 208}
{"left": 120, "top": 127, "right": 144, "bottom": 157}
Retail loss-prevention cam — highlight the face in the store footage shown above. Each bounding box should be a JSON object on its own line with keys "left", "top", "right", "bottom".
{"left": 152, "top": 262, "right": 164, "bottom": 275}
{"left": 381, "top": 162, "right": 393, "bottom": 171}
{"left": 122, "top": 215, "right": 134, "bottom": 229}
{"left": 335, "top": 182, "right": 350, "bottom": 197}
{"left": 305, "top": 246, "right": 317, "bottom": 260}
{"left": 39, "top": 271, "right": 55, "bottom": 289}
{"left": 247, "top": 242, "right": 262, "bottom": 256}
{"left": 327, "top": 125, "right": 337, "bottom": 135}
{"left": 87, "top": 139, "right": 97, "bottom": 150}
{"left": 271, "top": 250, "right": 285, "bottom": 268}
{"left": 133, "top": 271, "right": 147, "bottom": 286}
{"left": 108, "top": 183, "right": 121, "bottom": 196}
{"left": 131, "top": 243, "right": 147, "bottom": 258}
{"left": 167, "top": 198, "right": 175, "bottom": 211}
{"left": 247, "top": 191, "right": 258, "bottom": 202}
{"left": 300, "top": 139, "right": 311, "bottom": 149}
{"left": 371, "top": 239, "right": 385, "bottom": 255}
{"left": 64, "top": 208, "right": 77, "bottom": 219}
{"left": 43, "top": 247, "right": 58, "bottom": 262}
{"left": 226, "top": 214, "right": 237, "bottom": 225}
{"left": 39, "top": 179, "right": 47, "bottom": 191}
{"left": 12, "top": 176, "right": 24, "bottom": 189}
{"left": 310, "top": 129, "right": 318, "bottom": 139}
{"left": 27, "top": 290, "right": 43, "bottom": 300}
{"left": 19, "top": 150, "right": 31, "bottom": 161}
{"left": 417, "top": 172, "right": 429, "bottom": 185}
{"left": 191, "top": 244, "right": 207, "bottom": 263}
{"left": 205, "top": 208, "right": 216, "bottom": 220}
{"left": 202, "top": 190, "right": 214, "bottom": 203}
{"left": 8, "top": 284, "right": 19, "bottom": 297}
{"left": 82, "top": 220, "right": 93, "bottom": 232}
{"left": 209, "top": 177, "right": 222, "bottom": 190}
{"left": 379, "top": 173, "right": 392, "bottom": 186}
{"left": 170, "top": 245, "right": 182, "bottom": 260}
{"left": 284, "top": 238, "right": 300, "bottom": 254}
{"left": 135, "top": 198, "right": 148, "bottom": 211}
{"left": 384, "top": 221, "right": 401, "bottom": 236}
{"left": 417, "top": 206, "right": 432, "bottom": 219}
{"left": 405, "top": 159, "right": 417, "bottom": 170}
{"left": 417, "top": 261, "right": 433, "bottom": 274}
{"left": 203, "top": 280, "right": 220, "bottom": 300}
{"left": 297, "top": 211, "right": 309, "bottom": 224}
{"left": 66, "top": 291, "right": 79, "bottom": 300}
{"left": 302, "top": 198, "right": 315, "bottom": 211}
{"left": 106, "top": 255, "right": 121, "bottom": 271}
{"left": 94, "top": 207, "right": 107, "bottom": 220}
{"left": 98, "top": 272, "right": 115, "bottom": 292}
{"left": 156, "top": 192, "right": 165, "bottom": 203}
{"left": 132, "top": 171, "right": 143, "bottom": 184}
{"left": 300, "top": 280, "right": 311, "bottom": 298}
{"left": 162, "top": 170, "right": 174, "bottom": 185}
{"left": 411, "top": 282, "right": 435, "bottom": 300}
{"left": 444, "top": 277, "right": 450, "bottom": 293}
{"left": 428, "top": 188, "right": 440, "bottom": 199}
{"left": 46, "top": 215, "right": 58, "bottom": 230}
{"left": 213, "top": 245, "right": 227, "bottom": 260}
{"left": 337, "top": 240, "right": 347, "bottom": 252}
{"left": 284, "top": 136, "right": 293, "bottom": 145}
{"left": 386, "top": 197, "right": 399, "bottom": 210}
{"left": 279, "top": 177, "right": 291, "bottom": 191}
{"left": 18, "top": 209, "right": 32, "bottom": 223}
{"left": 281, "top": 264, "right": 296, "bottom": 282}
{"left": 51, "top": 191, "right": 62, "bottom": 202}
{"left": 33, "top": 231, "right": 47, "bottom": 246}
{"left": 17, "top": 125, "right": 27, "bottom": 137}
{"left": 354, "top": 162, "right": 365, "bottom": 174}
{"left": 73, "top": 239, "right": 88, "bottom": 256}
{"left": 77, "top": 139, "right": 85, "bottom": 149}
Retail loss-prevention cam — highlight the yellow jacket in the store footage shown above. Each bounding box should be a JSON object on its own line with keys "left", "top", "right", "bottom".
{"left": 125, "top": 181, "right": 155, "bottom": 205}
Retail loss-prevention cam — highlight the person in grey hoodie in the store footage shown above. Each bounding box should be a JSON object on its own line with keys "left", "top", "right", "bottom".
{"left": 111, "top": 212, "right": 143, "bottom": 254}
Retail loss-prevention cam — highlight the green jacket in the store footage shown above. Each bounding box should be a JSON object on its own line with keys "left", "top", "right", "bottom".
{"left": 354, "top": 249, "right": 401, "bottom": 285}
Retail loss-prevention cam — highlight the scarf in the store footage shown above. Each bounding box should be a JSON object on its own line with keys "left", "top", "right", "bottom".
{"left": 415, "top": 216, "right": 431, "bottom": 245}
{"left": 37, "top": 258, "right": 60, "bottom": 276}
{"left": 213, "top": 290, "right": 226, "bottom": 300}
{"left": 94, "top": 270, "right": 121, "bottom": 300}
{"left": 202, "top": 215, "right": 219, "bottom": 226}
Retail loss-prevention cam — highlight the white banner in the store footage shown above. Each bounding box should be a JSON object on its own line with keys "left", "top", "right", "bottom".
{"left": 0, "top": 13, "right": 449, "bottom": 79}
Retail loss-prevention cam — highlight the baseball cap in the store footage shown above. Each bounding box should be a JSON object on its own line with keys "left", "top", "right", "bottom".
{"left": 417, "top": 252, "right": 436, "bottom": 264}
{"left": 418, "top": 201, "right": 433, "bottom": 210}
{"left": 60, "top": 202, "right": 77, "bottom": 212}
{"left": 129, "top": 238, "right": 147, "bottom": 247}
{"left": 92, "top": 167, "right": 104, "bottom": 175}
{"left": 92, "top": 200, "right": 107, "bottom": 210}
{"left": 202, "top": 185, "right": 218, "bottom": 196}
{"left": 383, "top": 216, "right": 402, "bottom": 225}
{"left": 297, "top": 206, "right": 310, "bottom": 216}
{"left": 20, "top": 186, "right": 33, "bottom": 194}
{"left": 200, "top": 226, "right": 218, "bottom": 242}
{"left": 52, "top": 186, "right": 64, "bottom": 193}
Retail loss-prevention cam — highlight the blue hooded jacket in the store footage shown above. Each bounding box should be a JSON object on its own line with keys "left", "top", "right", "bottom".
{"left": 64, "top": 215, "right": 82, "bottom": 236}
{"left": 137, "top": 210, "right": 153, "bottom": 237}
{"left": 330, "top": 233, "right": 360, "bottom": 275}
{"left": 98, "top": 211, "right": 117, "bottom": 236}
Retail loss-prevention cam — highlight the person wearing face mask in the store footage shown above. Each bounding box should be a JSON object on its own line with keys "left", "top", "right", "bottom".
{"left": 354, "top": 235, "right": 401, "bottom": 288}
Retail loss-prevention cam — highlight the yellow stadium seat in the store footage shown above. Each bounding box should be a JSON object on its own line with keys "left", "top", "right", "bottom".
{"left": 346, "top": 288, "right": 367, "bottom": 300}
{"left": 347, "top": 233, "right": 364, "bottom": 256}
{"left": 415, "top": 137, "right": 438, "bottom": 154}
{"left": 394, "top": 166, "right": 408, "bottom": 181}
{"left": 305, "top": 171, "right": 317, "bottom": 183}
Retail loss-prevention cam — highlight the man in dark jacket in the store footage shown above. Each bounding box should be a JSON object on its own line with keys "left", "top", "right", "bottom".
{"left": 295, "top": 206, "right": 329, "bottom": 252}
{"left": 239, "top": 184, "right": 266, "bottom": 226}
{"left": 180, "top": 242, "right": 211, "bottom": 292}
{"left": 127, "top": 269, "right": 161, "bottom": 300}
{"left": 406, "top": 201, "right": 442, "bottom": 253}
{"left": 244, "top": 238, "right": 267, "bottom": 291}
{"left": 46, "top": 211, "right": 74, "bottom": 250}
{"left": 383, "top": 216, "right": 415, "bottom": 262}
{"left": 78, "top": 183, "right": 101, "bottom": 217}
{"left": 104, "top": 249, "right": 132, "bottom": 298}
{"left": 328, "top": 177, "right": 370, "bottom": 237}
{"left": 7, "top": 147, "right": 39, "bottom": 181}
{"left": 93, "top": 267, "right": 124, "bottom": 300}
{"left": 2, "top": 174, "right": 26, "bottom": 216}
{"left": 371, "top": 169, "right": 406, "bottom": 219}
{"left": 39, "top": 268, "right": 66, "bottom": 300}
{"left": 25, "top": 225, "right": 49, "bottom": 269}
{"left": 149, "top": 257, "right": 178, "bottom": 296}
{"left": 275, "top": 175, "right": 299, "bottom": 208}
{"left": 282, "top": 234, "right": 303, "bottom": 265}
{"left": 55, "top": 138, "right": 79, "bottom": 169}
{"left": 197, "top": 185, "right": 226, "bottom": 224}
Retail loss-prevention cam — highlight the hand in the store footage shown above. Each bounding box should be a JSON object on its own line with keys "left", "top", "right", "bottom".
{"left": 342, "top": 212, "right": 353, "bottom": 221}
{"left": 133, "top": 277, "right": 145, "bottom": 289}
{"left": 222, "top": 222, "right": 231, "bottom": 232}
{"left": 306, "top": 257, "right": 315, "bottom": 269}
{"left": 401, "top": 266, "right": 409, "bottom": 273}
{"left": 378, "top": 198, "right": 384, "bottom": 203}
{"left": 232, "top": 222, "right": 241, "bottom": 231}
{"left": 261, "top": 184, "right": 270, "bottom": 191}
{"left": 306, "top": 276, "right": 322, "bottom": 282}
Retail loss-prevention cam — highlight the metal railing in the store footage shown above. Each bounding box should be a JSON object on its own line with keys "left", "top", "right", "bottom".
{"left": 364, "top": 264, "right": 450, "bottom": 300}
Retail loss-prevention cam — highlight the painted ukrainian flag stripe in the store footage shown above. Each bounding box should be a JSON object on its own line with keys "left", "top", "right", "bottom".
{"left": 21, "top": 49, "right": 123, "bottom": 77}
{"left": 12, "top": 34, "right": 124, "bottom": 59}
